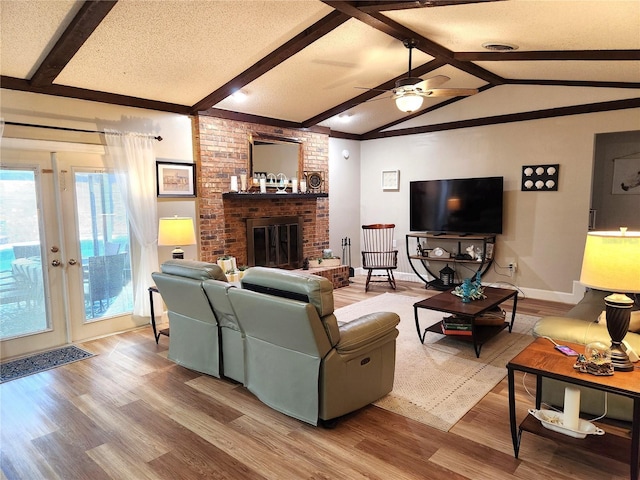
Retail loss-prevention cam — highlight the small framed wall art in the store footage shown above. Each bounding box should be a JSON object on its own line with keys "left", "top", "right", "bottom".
{"left": 156, "top": 161, "right": 196, "bottom": 197}
{"left": 521, "top": 164, "right": 559, "bottom": 191}
{"left": 382, "top": 170, "right": 400, "bottom": 191}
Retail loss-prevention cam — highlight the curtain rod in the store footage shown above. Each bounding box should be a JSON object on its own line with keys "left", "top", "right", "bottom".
{"left": 3, "top": 121, "right": 163, "bottom": 141}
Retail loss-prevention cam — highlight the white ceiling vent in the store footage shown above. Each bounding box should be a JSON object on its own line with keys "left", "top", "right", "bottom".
{"left": 481, "top": 42, "right": 519, "bottom": 51}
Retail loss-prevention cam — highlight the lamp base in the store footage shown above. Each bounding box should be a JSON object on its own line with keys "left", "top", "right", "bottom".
{"left": 609, "top": 344, "right": 634, "bottom": 372}
{"left": 171, "top": 247, "right": 185, "bottom": 259}
{"left": 605, "top": 294, "right": 634, "bottom": 372}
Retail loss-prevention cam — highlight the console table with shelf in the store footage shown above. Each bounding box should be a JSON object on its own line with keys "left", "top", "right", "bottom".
{"left": 406, "top": 233, "right": 496, "bottom": 289}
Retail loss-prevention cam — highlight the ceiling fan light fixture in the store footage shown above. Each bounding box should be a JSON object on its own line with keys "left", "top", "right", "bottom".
{"left": 395, "top": 93, "right": 423, "bottom": 113}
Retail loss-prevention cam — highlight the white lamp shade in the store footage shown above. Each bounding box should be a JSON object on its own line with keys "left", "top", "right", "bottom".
{"left": 158, "top": 216, "right": 196, "bottom": 247}
{"left": 395, "top": 94, "right": 423, "bottom": 113}
{"left": 579, "top": 230, "right": 640, "bottom": 293}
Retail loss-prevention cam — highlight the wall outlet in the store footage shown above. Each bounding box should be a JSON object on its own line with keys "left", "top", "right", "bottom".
{"left": 392, "top": 239, "right": 397, "bottom": 248}
{"left": 508, "top": 261, "right": 517, "bottom": 276}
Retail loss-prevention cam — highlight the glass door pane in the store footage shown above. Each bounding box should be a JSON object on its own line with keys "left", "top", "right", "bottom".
{"left": 0, "top": 168, "right": 47, "bottom": 338}
{"left": 74, "top": 171, "right": 133, "bottom": 322}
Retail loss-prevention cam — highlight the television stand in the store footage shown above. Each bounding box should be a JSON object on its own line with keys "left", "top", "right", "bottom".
{"left": 406, "top": 233, "right": 496, "bottom": 290}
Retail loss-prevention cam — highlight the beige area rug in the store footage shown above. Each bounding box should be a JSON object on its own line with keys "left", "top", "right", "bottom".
{"left": 335, "top": 292, "right": 540, "bottom": 432}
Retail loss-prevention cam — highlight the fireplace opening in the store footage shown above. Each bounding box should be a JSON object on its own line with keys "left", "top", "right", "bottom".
{"left": 247, "top": 216, "right": 303, "bottom": 269}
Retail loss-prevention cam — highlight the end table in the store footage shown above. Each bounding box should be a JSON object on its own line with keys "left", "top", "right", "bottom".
{"left": 149, "top": 286, "right": 169, "bottom": 344}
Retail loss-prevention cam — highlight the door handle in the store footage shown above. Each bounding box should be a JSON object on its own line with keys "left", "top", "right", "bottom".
{"left": 68, "top": 258, "right": 78, "bottom": 265}
{"left": 51, "top": 259, "right": 62, "bottom": 267}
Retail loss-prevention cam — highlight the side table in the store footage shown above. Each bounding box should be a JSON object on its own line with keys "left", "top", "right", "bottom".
{"left": 507, "top": 337, "right": 639, "bottom": 480}
{"left": 149, "top": 286, "right": 169, "bottom": 344}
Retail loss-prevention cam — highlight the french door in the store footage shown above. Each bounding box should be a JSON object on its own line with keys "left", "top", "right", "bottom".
{"left": 0, "top": 144, "right": 139, "bottom": 360}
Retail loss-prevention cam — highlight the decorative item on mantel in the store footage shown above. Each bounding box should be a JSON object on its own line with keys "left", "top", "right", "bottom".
{"left": 303, "top": 171, "right": 324, "bottom": 193}
{"left": 276, "top": 173, "right": 288, "bottom": 194}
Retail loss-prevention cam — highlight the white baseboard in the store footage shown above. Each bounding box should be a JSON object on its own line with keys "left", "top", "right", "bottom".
{"left": 354, "top": 268, "right": 584, "bottom": 305}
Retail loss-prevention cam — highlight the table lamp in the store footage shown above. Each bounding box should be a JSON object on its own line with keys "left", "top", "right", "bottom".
{"left": 158, "top": 216, "right": 196, "bottom": 259}
{"left": 579, "top": 228, "right": 640, "bottom": 371}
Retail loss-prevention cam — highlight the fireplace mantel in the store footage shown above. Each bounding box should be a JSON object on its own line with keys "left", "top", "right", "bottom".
{"left": 222, "top": 192, "right": 328, "bottom": 200}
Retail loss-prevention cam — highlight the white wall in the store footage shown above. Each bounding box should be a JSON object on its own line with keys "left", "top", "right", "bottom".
{"left": 0, "top": 89, "right": 197, "bottom": 264}
{"left": 328, "top": 138, "right": 361, "bottom": 269}
{"left": 353, "top": 108, "right": 640, "bottom": 303}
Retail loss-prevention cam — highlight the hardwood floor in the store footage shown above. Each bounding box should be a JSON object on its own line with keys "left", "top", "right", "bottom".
{"left": 0, "top": 277, "right": 630, "bottom": 479}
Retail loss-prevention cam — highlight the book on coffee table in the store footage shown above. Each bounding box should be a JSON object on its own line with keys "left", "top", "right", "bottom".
{"left": 441, "top": 316, "right": 473, "bottom": 335}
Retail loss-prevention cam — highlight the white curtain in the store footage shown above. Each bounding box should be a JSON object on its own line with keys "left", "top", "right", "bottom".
{"left": 104, "top": 131, "right": 159, "bottom": 317}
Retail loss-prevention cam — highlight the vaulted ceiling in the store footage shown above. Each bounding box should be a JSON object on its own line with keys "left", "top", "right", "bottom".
{"left": 2, "top": 0, "right": 639, "bottom": 139}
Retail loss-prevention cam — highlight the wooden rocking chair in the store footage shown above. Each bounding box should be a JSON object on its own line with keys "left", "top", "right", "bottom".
{"left": 361, "top": 224, "right": 398, "bottom": 292}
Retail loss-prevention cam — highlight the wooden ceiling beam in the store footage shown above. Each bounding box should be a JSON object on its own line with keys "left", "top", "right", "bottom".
{"left": 30, "top": 0, "right": 118, "bottom": 88}
{"left": 509, "top": 79, "right": 640, "bottom": 89}
{"left": 2, "top": 75, "right": 190, "bottom": 115}
{"left": 359, "top": 97, "right": 640, "bottom": 139}
{"left": 190, "top": 10, "right": 350, "bottom": 114}
{"left": 357, "top": 0, "right": 503, "bottom": 13}
{"left": 323, "top": 1, "right": 505, "bottom": 85}
{"left": 197, "top": 108, "right": 331, "bottom": 135}
{"left": 456, "top": 50, "right": 640, "bottom": 61}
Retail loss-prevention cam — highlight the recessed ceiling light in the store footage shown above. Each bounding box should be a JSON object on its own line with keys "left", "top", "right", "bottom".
{"left": 482, "top": 42, "right": 519, "bottom": 51}
{"left": 230, "top": 90, "right": 247, "bottom": 101}
{"left": 337, "top": 113, "right": 352, "bottom": 122}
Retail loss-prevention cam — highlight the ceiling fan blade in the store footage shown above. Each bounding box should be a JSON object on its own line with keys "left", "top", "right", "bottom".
{"left": 354, "top": 86, "right": 392, "bottom": 93}
{"left": 363, "top": 94, "right": 394, "bottom": 103}
{"left": 414, "top": 75, "right": 450, "bottom": 92}
{"left": 424, "top": 88, "right": 478, "bottom": 97}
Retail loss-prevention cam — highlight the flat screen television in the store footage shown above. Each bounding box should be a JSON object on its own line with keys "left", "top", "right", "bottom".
{"left": 409, "top": 176, "right": 503, "bottom": 234}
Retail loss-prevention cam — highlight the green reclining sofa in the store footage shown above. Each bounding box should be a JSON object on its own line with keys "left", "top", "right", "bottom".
{"left": 152, "top": 262, "right": 401, "bottom": 426}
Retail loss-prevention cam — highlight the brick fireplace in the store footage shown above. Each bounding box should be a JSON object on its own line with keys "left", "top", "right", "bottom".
{"left": 195, "top": 115, "right": 330, "bottom": 267}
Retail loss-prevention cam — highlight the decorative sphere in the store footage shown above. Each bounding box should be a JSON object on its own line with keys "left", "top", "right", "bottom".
{"left": 585, "top": 342, "right": 611, "bottom": 365}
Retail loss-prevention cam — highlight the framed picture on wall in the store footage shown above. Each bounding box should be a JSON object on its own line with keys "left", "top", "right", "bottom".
{"left": 612, "top": 157, "right": 640, "bottom": 194}
{"left": 382, "top": 170, "right": 400, "bottom": 191}
{"left": 156, "top": 161, "right": 196, "bottom": 197}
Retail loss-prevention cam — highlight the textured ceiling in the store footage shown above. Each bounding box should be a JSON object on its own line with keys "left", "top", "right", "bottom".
{"left": 1, "top": 0, "right": 639, "bottom": 138}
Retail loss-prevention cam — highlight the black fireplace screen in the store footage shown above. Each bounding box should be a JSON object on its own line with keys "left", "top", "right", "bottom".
{"left": 247, "top": 216, "right": 302, "bottom": 268}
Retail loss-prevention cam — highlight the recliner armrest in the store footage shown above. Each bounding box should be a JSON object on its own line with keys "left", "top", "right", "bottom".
{"left": 336, "top": 312, "right": 399, "bottom": 353}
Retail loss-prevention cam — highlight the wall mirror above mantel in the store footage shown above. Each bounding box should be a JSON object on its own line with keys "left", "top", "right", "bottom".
{"left": 249, "top": 133, "right": 303, "bottom": 183}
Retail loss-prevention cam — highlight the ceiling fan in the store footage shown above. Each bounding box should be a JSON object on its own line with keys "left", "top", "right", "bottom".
{"left": 361, "top": 39, "right": 478, "bottom": 113}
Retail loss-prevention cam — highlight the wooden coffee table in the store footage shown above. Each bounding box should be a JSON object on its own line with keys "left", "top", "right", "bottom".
{"left": 413, "top": 286, "right": 518, "bottom": 357}
{"left": 507, "top": 337, "right": 639, "bottom": 480}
